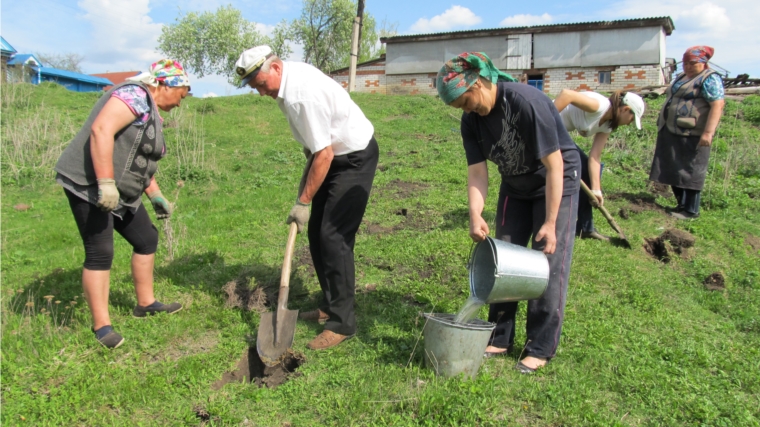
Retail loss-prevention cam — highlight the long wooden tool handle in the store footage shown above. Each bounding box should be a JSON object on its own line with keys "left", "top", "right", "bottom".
{"left": 277, "top": 222, "right": 299, "bottom": 312}
{"left": 579, "top": 180, "right": 628, "bottom": 239}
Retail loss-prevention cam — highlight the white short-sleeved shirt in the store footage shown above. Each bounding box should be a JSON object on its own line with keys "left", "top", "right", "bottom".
{"left": 558, "top": 91, "right": 612, "bottom": 137}
{"left": 276, "top": 62, "right": 374, "bottom": 156}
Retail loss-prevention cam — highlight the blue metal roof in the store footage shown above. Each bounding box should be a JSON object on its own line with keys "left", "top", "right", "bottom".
{"left": 1, "top": 36, "right": 17, "bottom": 55}
{"left": 39, "top": 67, "right": 113, "bottom": 85}
{"left": 8, "top": 53, "right": 42, "bottom": 66}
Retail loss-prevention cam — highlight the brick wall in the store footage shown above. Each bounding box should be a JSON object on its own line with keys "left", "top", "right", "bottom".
{"left": 329, "top": 63, "right": 387, "bottom": 94}
{"left": 544, "top": 65, "right": 663, "bottom": 95}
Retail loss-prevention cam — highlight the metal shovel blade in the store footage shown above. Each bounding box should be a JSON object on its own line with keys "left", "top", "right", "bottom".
{"left": 256, "top": 308, "right": 298, "bottom": 366}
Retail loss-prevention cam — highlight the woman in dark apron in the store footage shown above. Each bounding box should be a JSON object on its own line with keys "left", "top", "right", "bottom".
{"left": 649, "top": 46, "right": 725, "bottom": 219}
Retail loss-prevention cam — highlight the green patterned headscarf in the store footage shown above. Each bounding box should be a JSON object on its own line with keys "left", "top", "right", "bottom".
{"left": 436, "top": 52, "right": 517, "bottom": 104}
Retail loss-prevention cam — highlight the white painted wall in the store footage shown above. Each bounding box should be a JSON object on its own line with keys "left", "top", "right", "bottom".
{"left": 534, "top": 27, "right": 663, "bottom": 68}
{"left": 386, "top": 36, "right": 509, "bottom": 74}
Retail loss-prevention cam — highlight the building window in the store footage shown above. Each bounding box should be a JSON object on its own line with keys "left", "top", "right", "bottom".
{"left": 527, "top": 74, "right": 544, "bottom": 91}
{"left": 599, "top": 71, "right": 611, "bottom": 84}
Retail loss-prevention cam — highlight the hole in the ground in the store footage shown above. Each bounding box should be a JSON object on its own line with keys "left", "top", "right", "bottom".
{"left": 644, "top": 229, "right": 696, "bottom": 263}
{"left": 212, "top": 347, "right": 304, "bottom": 390}
{"left": 704, "top": 272, "right": 726, "bottom": 291}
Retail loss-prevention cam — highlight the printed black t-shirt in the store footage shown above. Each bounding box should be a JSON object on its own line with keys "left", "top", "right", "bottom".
{"left": 461, "top": 82, "right": 581, "bottom": 199}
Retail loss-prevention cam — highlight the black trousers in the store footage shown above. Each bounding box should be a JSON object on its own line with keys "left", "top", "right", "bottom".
{"left": 488, "top": 184, "right": 579, "bottom": 359}
{"left": 672, "top": 186, "right": 701, "bottom": 214}
{"left": 308, "top": 137, "right": 378, "bottom": 336}
{"left": 576, "top": 148, "right": 596, "bottom": 234}
{"left": 65, "top": 189, "right": 158, "bottom": 270}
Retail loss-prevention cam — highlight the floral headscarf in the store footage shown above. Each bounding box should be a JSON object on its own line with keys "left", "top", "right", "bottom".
{"left": 126, "top": 59, "right": 191, "bottom": 88}
{"left": 436, "top": 52, "right": 516, "bottom": 104}
{"left": 683, "top": 46, "right": 714, "bottom": 64}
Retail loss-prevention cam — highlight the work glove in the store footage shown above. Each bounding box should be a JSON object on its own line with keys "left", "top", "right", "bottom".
{"left": 591, "top": 189, "right": 604, "bottom": 207}
{"left": 96, "top": 178, "right": 120, "bottom": 212}
{"left": 286, "top": 200, "right": 310, "bottom": 233}
{"left": 147, "top": 190, "right": 172, "bottom": 220}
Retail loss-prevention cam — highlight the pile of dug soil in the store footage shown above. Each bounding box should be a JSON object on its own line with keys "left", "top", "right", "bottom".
{"left": 212, "top": 347, "right": 304, "bottom": 389}
{"left": 644, "top": 229, "right": 696, "bottom": 263}
{"left": 703, "top": 272, "right": 726, "bottom": 291}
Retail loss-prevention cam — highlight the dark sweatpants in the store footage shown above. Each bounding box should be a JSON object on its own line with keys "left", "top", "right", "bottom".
{"left": 308, "top": 137, "right": 378, "bottom": 336}
{"left": 488, "top": 184, "right": 579, "bottom": 359}
{"left": 576, "top": 148, "right": 600, "bottom": 235}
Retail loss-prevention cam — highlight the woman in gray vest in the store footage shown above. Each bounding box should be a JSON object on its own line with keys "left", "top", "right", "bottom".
{"left": 55, "top": 60, "right": 191, "bottom": 348}
{"left": 649, "top": 46, "right": 725, "bottom": 219}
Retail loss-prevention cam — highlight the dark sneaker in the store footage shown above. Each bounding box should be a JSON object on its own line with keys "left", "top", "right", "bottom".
{"left": 670, "top": 210, "right": 700, "bottom": 220}
{"left": 133, "top": 301, "right": 183, "bottom": 318}
{"left": 93, "top": 326, "right": 124, "bottom": 349}
{"left": 579, "top": 230, "right": 611, "bottom": 241}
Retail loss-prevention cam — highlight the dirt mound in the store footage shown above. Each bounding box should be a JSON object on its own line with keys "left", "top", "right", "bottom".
{"left": 644, "top": 228, "right": 696, "bottom": 263}
{"left": 648, "top": 182, "right": 672, "bottom": 198}
{"left": 212, "top": 347, "right": 304, "bottom": 390}
{"left": 703, "top": 272, "right": 726, "bottom": 291}
{"left": 609, "top": 192, "right": 666, "bottom": 216}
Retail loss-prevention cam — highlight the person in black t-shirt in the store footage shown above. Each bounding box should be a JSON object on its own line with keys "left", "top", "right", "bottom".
{"left": 437, "top": 52, "right": 580, "bottom": 373}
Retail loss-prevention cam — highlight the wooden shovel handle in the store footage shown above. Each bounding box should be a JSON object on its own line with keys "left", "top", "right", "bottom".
{"left": 579, "top": 180, "right": 629, "bottom": 241}
{"left": 277, "top": 222, "right": 299, "bottom": 312}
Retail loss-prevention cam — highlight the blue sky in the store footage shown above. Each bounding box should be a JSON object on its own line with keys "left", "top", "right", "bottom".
{"left": 2, "top": 0, "right": 757, "bottom": 97}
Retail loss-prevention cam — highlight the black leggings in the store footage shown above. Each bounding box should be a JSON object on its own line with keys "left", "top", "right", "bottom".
{"left": 65, "top": 189, "right": 158, "bottom": 271}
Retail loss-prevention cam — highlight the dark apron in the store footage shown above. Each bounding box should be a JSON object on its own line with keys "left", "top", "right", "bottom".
{"left": 649, "top": 129, "right": 711, "bottom": 190}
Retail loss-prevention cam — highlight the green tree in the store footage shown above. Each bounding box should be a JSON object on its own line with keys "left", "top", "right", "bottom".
{"left": 291, "top": 0, "right": 380, "bottom": 73}
{"left": 157, "top": 5, "right": 291, "bottom": 85}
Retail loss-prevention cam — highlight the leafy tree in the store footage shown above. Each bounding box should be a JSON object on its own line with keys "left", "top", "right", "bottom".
{"left": 157, "top": 5, "right": 291, "bottom": 85}
{"left": 291, "top": 0, "right": 380, "bottom": 73}
{"left": 35, "top": 52, "right": 84, "bottom": 73}
{"left": 376, "top": 19, "right": 399, "bottom": 56}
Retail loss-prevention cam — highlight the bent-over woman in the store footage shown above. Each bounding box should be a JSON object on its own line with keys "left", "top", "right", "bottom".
{"left": 650, "top": 46, "right": 725, "bottom": 219}
{"left": 553, "top": 90, "right": 645, "bottom": 239}
{"left": 55, "top": 60, "right": 191, "bottom": 348}
{"left": 437, "top": 52, "right": 581, "bottom": 373}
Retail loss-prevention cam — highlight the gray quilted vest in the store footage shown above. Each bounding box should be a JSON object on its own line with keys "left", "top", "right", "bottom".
{"left": 55, "top": 82, "right": 166, "bottom": 211}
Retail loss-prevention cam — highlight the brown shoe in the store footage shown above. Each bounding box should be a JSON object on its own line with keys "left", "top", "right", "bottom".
{"left": 307, "top": 330, "right": 354, "bottom": 350}
{"left": 299, "top": 309, "right": 329, "bottom": 323}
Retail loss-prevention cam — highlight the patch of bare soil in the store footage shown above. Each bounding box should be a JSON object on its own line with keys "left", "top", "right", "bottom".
{"left": 222, "top": 274, "right": 273, "bottom": 313}
{"left": 648, "top": 182, "right": 672, "bottom": 198}
{"left": 703, "top": 272, "right": 726, "bottom": 291}
{"left": 149, "top": 331, "right": 219, "bottom": 363}
{"left": 13, "top": 203, "right": 30, "bottom": 211}
{"left": 378, "top": 179, "right": 430, "bottom": 200}
{"left": 609, "top": 192, "right": 666, "bottom": 216}
{"left": 745, "top": 234, "right": 760, "bottom": 253}
{"left": 212, "top": 347, "right": 304, "bottom": 390}
{"left": 644, "top": 228, "right": 696, "bottom": 263}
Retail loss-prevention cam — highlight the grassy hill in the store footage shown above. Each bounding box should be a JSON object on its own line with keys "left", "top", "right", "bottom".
{"left": 2, "top": 82, "right": 759, "bottom": 426}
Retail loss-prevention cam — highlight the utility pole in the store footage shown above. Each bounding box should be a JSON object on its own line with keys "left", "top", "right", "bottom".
{"left": 347, "top": 0, "right": 365, "bottom": 93}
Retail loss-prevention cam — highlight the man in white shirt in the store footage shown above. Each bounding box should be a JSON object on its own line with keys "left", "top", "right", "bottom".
{"left": 236, "top": 46, "right": 379, "bottom": 350}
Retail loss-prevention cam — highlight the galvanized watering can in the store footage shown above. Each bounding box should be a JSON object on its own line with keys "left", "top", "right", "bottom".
{"left": 468, "top": 237, "right": 550, "bottom": 303}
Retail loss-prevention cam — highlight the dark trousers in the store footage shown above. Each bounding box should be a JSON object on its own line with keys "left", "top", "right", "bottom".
{"left": 308, "top": 137, "right": 378, "bottom": 336}
{"left": 488, "top": 185, "right": 579, "bottom": 359}
{"left": 672, "top": 186, "right": 701, "bottom": 214}
{"left": 65, "top": 189, "right": 158, "bottom": 270}
{"left": 576, "top": 148, "right": 597, "bottom": 234}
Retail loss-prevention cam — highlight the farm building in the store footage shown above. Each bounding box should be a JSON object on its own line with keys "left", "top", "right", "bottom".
{"left": 7, "top": 52, "right": 113, "bottom": 92}
{"left": 1, "top": 36, "right": 18, "bottom": 80}
{"left": 91, "top": 71, "right": 140, "bottom": 90}
{"left": 337, "top": 16, "right": 674, "bottom": 96}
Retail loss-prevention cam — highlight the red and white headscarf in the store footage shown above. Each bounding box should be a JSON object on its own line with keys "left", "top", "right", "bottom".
{"left": 683, "top": 46, "right": 714, "bottom": 64}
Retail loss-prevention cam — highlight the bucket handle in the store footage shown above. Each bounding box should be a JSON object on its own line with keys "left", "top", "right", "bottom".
{"left": 466, "top": 237, "right": 498, "bottom": 271}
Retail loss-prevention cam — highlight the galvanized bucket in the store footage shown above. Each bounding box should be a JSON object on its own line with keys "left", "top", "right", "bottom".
{"left": 468, "top": 237, "right": 550, "bottom": 303}
{"left": 422, "top": 313, "right": 494, "bottom": 379}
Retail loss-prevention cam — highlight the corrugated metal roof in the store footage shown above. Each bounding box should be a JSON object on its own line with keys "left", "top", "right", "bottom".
{"left": 40, "top": 67, "right": 113, "bottom": 85}
{"left": 8, "top": 53, "right": 42, "bottom": 66}
{"left": 1, "top": 36, "right": 17, "bottom": 55}
{"left": 380, "top": 16, "right": 675, "bottom": 43}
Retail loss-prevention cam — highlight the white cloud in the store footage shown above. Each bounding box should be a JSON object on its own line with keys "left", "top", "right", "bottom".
{"left": 77, "top": 0, "right": 163, "bottom": 72}
{"left": 202, "top": 92, "right": 219, "bottom": 98}
{"left": 255, "top": 22, "right": 277, "bottom": 37}
{"left": 499, "top": 13, "right": 553, "bottom": 27}
{"left": 410, "top": 6, "right": 482, "bottom": 33}
{"left": 601, "top": 0, "right": 758, "bottom": 76}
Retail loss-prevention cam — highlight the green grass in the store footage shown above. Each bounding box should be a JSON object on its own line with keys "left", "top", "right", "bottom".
{"left": 2, "top": 84, "right": 759, "bottom": 426}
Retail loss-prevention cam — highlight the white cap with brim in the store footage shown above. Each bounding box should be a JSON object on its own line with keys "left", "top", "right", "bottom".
{"left": 622, "top": 92, "right": 645, "bottom": 130}
{"left": 235, "top": 45, "right": 273, "bottom": 88}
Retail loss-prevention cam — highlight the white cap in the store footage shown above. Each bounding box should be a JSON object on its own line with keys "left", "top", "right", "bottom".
{"left": 622, "top": 92, "right": 645, "bottom": 130}
{"left": 235, "top": 45, "right": 273, "bottom": 88}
